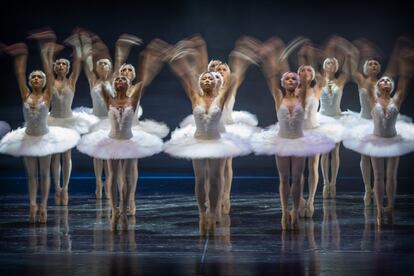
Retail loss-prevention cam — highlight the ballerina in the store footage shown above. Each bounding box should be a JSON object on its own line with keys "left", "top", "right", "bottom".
{"left": 250, "top": 38, "right": 335, "bottom": 230}
{"left": 343, "top": 42, "right": 414, "bottom": 226}
{"left": 78, "top": 31, "right": 141, "bottom": 199}
{"left": 176, "top": 35, "right": 259, "bottom": 215}
{"left": 281, "top": 37, "right": 344, "bottom": 217}
{"left": 118, "top": 63, "right": 170, "bottom": 139}
{"left": 161, "top": 39, "right": 252, "bottom": 235}
{"left": 295, "top": 64, "right": 344, "bottom": 218}
{"left": 0, "top": 42, "right": 80, "bottom": 223}
{"left": 300, "top": 37, "right": 351, "bottom": 199}
{"left": 77, "top": 42, "right": 166, "bottom": 230}
{"left": 345, "top": 37, "right": 413, "bottom": 206}
{"left": 29, "top": 29, "right": 99, "bottom": 206}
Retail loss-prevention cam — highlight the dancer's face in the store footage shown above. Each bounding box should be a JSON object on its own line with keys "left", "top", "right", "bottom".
{"left": 366, "top": 60, "right": 380, "bottom": 76}
{"left": 298, "top": 65, "right": 314, "bottom": 82}
{"left": 216, "top": 64, "right": 230, "bottom": 84}
{"left": 120, "top": 65, "right": 135, "bottom": 81}
{"left": 324, "top": 59, "right": 337, "bottom": 73}
{"left": 30, "top": 72, "right": 45, "bottom": 89}
{"left": 96, "top": 59, "right": 111, "bottom": 77}
{"left": 377, "top": 77, "right": 392, "bottom": 96}
{"left": 114, "top": 76, "right": 129, "bottom": 92}
{"left": 54, "top": 59, "right": 69, "bottom": 76}
{"left": 200, "top": 72, "right": 216, "bottom": 91}
{"left": 283, "top": 73, "right": 299, "bottom": 91}
{"left": 208, "top": 60, "right": 221, "bottom": 71}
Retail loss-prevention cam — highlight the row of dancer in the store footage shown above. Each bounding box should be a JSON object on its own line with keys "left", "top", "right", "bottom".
{"left": 0, "top": 29, "right": 168, "bottom": 226}
{"left": 0, "top": 30, "right": 413, "bottom": 233}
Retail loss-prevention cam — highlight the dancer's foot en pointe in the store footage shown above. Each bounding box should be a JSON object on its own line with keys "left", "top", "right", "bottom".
{"left": 322, "top": 183, "right": 330, "bottom": 199}
{"left": 55, "top": 188, "right": 62, "bottom": 205}
{"left": 39, "top": 205, "right": 47, "bottom": 224}
{"left": 61, "top": 188, "right": 69, "bottom": 206}
{"left": 29, "top": 205, "right": 38, "bottom": 224}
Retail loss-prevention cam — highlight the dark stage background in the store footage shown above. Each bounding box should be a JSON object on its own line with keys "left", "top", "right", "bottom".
{"left": 0, "top": 0, "right": 413, "bottom": 191}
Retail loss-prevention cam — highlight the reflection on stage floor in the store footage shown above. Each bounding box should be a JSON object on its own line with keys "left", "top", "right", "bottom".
{"left": 1, "top": 181, "right": 414, "bottom": 275}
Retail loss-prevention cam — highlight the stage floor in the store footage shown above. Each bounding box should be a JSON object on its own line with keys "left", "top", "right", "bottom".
{"left": 1, "top": 183, "right": 414, "bottom": 275}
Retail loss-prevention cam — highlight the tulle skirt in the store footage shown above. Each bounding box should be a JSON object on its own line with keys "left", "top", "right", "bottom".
{"left": 90, "top": 118, "right": 169, "bottom": 139}
{"left": 179, "top": 111, "right": 259, "bottom": 139}
{"left": 73, "top": 105, "right": 143, "bottom": 120}
{"left": 343, "top": 121, "right": 414, "bottom": 157}
{"left": 77, "top": 129, "right": 163, "bottom": 159}
{"left": 340, "top": 110, "right": 413, "bottom": 129}
{"left": 0, "top": 127, "right": 80, "bottom": 157}
{"left": 48, "top": 111, "right": 99, "bottom": 134}
{"left": 163, "top": 125, "right": 252, "bottom": 159}
{"left": 309, "top": 113, "right": 345, "bottom": 143}
{"left": 250, "top": 124, "right": 336, "bottom": 157}
{"left": 180, "top": 110, "right": 258, "bottom": 127}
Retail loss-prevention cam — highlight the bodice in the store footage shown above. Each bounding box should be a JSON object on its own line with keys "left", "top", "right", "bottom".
{"left": 50, "top": 86, "right": 74, "bottom": 118}
{"left": 193, "top": 105, "right": 225, "bottom": 140}
{"left": 277, "top": 103, "right": 304, "bottom": 139}
{"left": 91, "top": 81, "right": 113, "bottom": 117}
{"left": 359, "top": 88, "right": 372, "bottom": 119}
{"left": 108, "top": 105, "right": 134, "bottom": 140}
{"left": 372, "top": 101, "right": 398, "bottom": 138}
{"left": 23, "top": 101, "right": 49, "bottom": 136}
{"left": 304, "top": 95, "right": 319, "bottom": 129}
{"left": 320, "top": 81, "right": 342, "bottom": 116}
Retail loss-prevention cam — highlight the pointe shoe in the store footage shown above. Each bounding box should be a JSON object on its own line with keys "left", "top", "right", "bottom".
{"left": 281, "top": 210, "right": 290, "bottom": 231}
{"left": 221, "top": 199, "right": 231, "bottom": 215}
{"left": 111, "top": 210, "right": 119, "bottom": 231}
{"left": 39, "top": 206, "right": 47, "bottom": 224}
{"left": 290, "top": 209, "right": 299, "bottom": 230}
{"left": 61, "top": 189, "right": 69, "bottom": 206}
{"left": 207, "top": 214, "right": 217, "bottom": 236}
{"left": 103, "top": 180, "right": 112, "bottom": 200}
{"left": 305, "top": 202, "right": 315, "bottom": 218}
{"left": 29, "top": 205, "right": 38, "bottom": 224}
{"left": 376, "top": 208, "right": 384, "bottom": 227}
{"left": 322, "top": 184, "right": 330, "bottom": 199}
{"left": 329, "top": 184, "right": 336, "bottom": 198}
{"left": 363, "top": 191, "right": 372, "bottom": 206}
{"left": 95, "top": 182, "right": 103, "bottom": 199}
{"left": 299, "top": 198, "right": 307, "bottom": 218}
{"left": 55, "top": 189, "right": 62, "bottom": 205}
{"left": 119, "top": 213, "right": 128, "bottom": 231}
{"left": 199, "top": 213, "right": 207, "bottom": 237}
{"left": 128, "top": 200, "right": 136, "bottom": 216}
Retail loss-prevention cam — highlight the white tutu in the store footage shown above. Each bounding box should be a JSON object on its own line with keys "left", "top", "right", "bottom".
{"left": 0, "top": 127, "right": 80, "bottom": 157}
{"left": 340, "top": 110, "right": 412, "bottom": 128}
{"left": 48, "top": 111, "right": 99, "bottom": 134}
{"left": 343, "top": 121, "right": 414, "bottom": 157}
{"left": 180, "top": 111, "right": 259, "bottom": 140}
{"left": 0, "top": 121, "right": 11, "bottom": 138}
{"left": 73, "top": 105, "right": 143, "bottom": 119}
{"left": 133, "top": 119, "right": 169, "bottom": 138}
{"left": 163, "top": 124, "right": 252, "bottom": 159}
{"left": 250, "top": 124, "right": 336, "bottom": 157}
{"left": 180, "top": 110, "right": 258, "bottom": 127}
{"left": 340, "top": 110, "right": 371, "bottom": 129}
{"left": 225, "top": 123, "right": 259, "bottom": 139}
{"left": 313, "top": 113, "right": 345, "bottom": 143}
{"left": 77, "top": 129, "right": 163, "bottom": 159}
{"left": 90, "top": 117, "right": 169, "bottom": 139}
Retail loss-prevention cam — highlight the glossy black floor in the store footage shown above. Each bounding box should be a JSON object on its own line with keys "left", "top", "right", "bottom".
{"left": 1, "top": 179, "right": 414, "bottom": 276}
